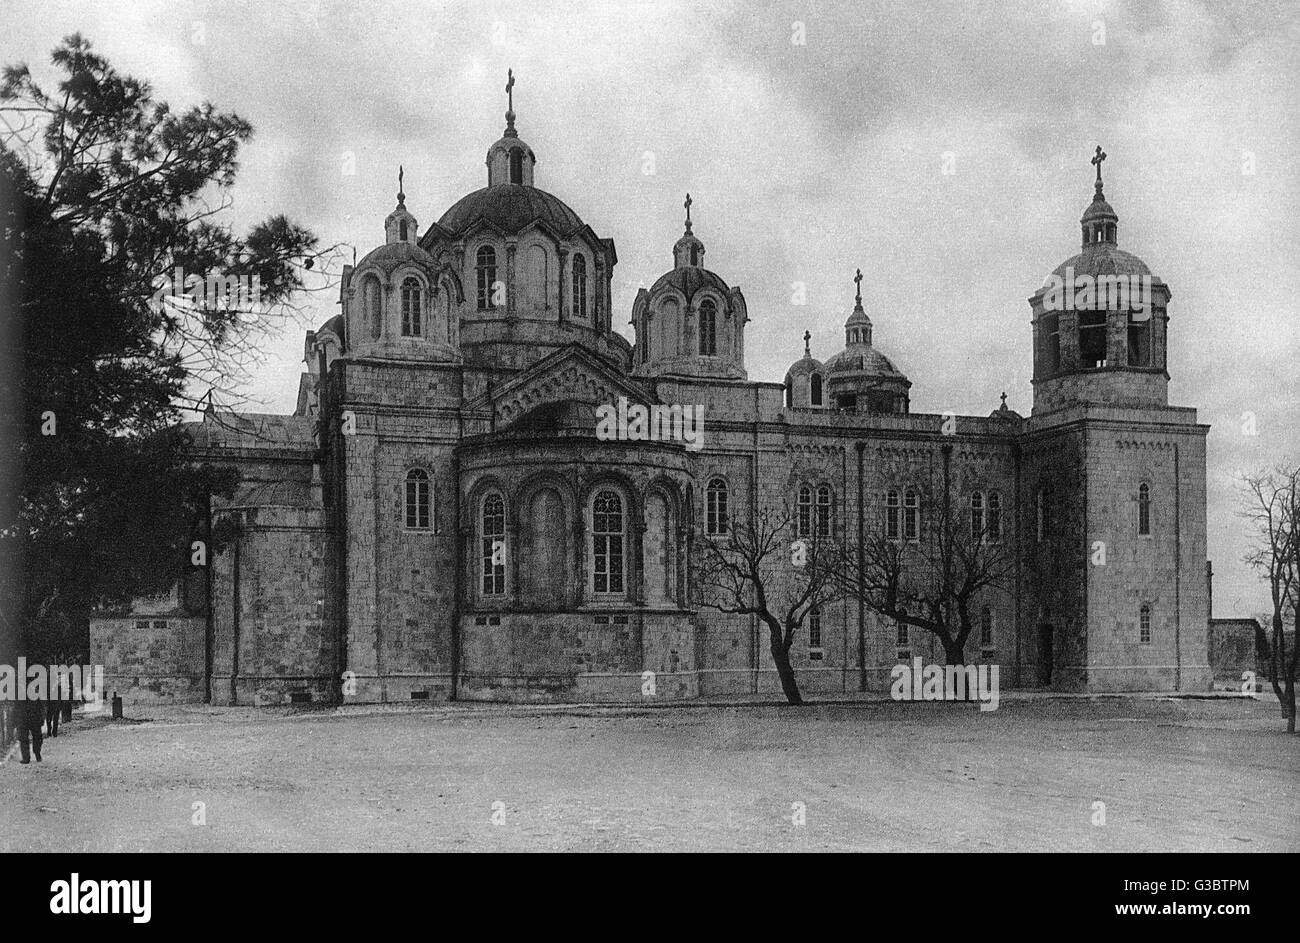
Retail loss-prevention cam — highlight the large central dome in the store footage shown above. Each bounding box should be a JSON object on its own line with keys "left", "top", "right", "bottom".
{"left": 437, "top": 184, "right": 587, "bottom": 237}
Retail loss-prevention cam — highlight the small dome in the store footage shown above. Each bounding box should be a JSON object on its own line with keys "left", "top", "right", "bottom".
{"left": 356, "top": 239, "right": 436, "bottom": 274}
{"left": 824, "top": 346, "right": 906, "bottom": 379}
{"left": 650, "top": 265, "right": 730, "bottom": 302}
{"left": 784, "top": 354, "right": 824, "bottom": 382}
{"left": 1051, "top": 244, "right": 1151, "bottom": 279}
{"left": 1081, "top": 195, "right": 1116, "bottom": 222}
{"left": 437, "top": 184, "right": 585, "bottom": 237}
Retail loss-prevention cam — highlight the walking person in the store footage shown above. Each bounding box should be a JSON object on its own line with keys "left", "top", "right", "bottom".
{"left": 16, "top": 698, "right": 43, "bottom": 764}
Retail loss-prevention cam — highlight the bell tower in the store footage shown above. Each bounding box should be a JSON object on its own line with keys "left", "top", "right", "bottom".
{"left": 1029, "top": 148, "right": 1171, "bottom": 414}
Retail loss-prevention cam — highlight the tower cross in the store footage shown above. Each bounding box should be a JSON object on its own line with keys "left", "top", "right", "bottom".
{"left": 684, "top": 193, "right": 693, "bottom": 232}
{"left": 854, "top": 267, "right": 863, "bottom": 304}
{"left": 398, "top": 164, "right": 404, "bottom": 201}
{"left": 1091, "top": 145, "right": 1107, "bottom": 184}
{"left": 803, "top": 329, "right": 811, "bottom": 355}
{"left": 506, "top": 69, "right": 515, "bottom": 112}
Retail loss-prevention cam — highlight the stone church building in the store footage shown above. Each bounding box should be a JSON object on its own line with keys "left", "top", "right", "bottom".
{"left": 93, "top": 91, "right": 1212, "bottom": 705}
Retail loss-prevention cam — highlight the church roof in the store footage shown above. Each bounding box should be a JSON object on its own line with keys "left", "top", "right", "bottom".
{"left": 650, "top": 265, "right": 730, "bottom": 300}
{"left": 437, "top": 184, "right": 585, "bottom": 236}
{"left": 784, "top": 355, "right": 824, "bottom": 381}
{"left": 824, "top": 346, "right": 906, "bottom": 379}
{"left": 1051, "top": 244, "right": 1152, "bottom": 279}
{"left": 356, "top": 239, "right": 436, "bottom": 273}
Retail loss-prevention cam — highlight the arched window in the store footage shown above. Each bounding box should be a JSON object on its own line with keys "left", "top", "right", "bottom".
{"left": 809, "top": 607, "right": 822, "bottom": 649}
{"left": 400, "top": 277, "right": 422, "bottom": 336}
{"left": 364, "top": 276, "right": 382, "bottom": 340}
{"left": 796, "top": 484, "right": 812, "bottom": 539}
{"left": 810, "top": 372, "right": 823, "bottom": 406}
{"left": 698, "top": 299, "right": 718, "bottom": 356}
{"left": 476, "top": 246, "right": 497, "bottom": 310}
{"left": 591, "top": 490, "right": 625, "bottom": 595}
{"left": 642, "top": 315, "right": 652, "bottom": 362}
{"left": 1138, "top": 482, "right": 1151, "bottom": 536}
{"left": 816, "top": 485, "right": 833, "bottom": 538}
{"left": 705, "top": 478, "right": 729, "bottom": 536}
{"left": 404, "top": 469, "right": 430, "bottom": 530}
{"left": 399, "top": 219, "right": 408, "bottom": 241}
{"left": 987, "top": 491, "right": 1002, "bottom": 542}
{"left": 904, "top": 490, "right": 920, "bottom": 541}
{"left": 970, "top": 491, "right": 985, "bottom": 542}
{"left": 980, "top": 606, "right": 994, "bottom": 648}
{"left": 509, "top": 147, "right": 523, "bottom": 185}
{"left": 885, "top": 490, "right": 901, "bottom": 541}
{"left": 571, "top": 254, "right": 587, "bottom": 319}
{"left": 481, "top": 492, "right": 506, "bottom": 596}
{"left": 1139, "top": 604, "right": 1152, "bottom": 644}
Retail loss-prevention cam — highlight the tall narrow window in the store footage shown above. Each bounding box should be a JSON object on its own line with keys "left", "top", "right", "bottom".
{"left": 705, "top": 478, "right": 729, "bottom": 536}
{"left": 1139, "top": 604, "right": 1152, "bottom": 644}
{"left": 404, "top": 469, "right": 430, "bottom": 530}
{"left": 784, "top": 378, "right": 793, "bottom": 408}
{"left": 481, "top": 493, "right": 506, "bottom": 595}
{"left": 1079, "top": 310, "right": 1107, "bottom": 367}
{"left": 796, "top": 484, "right": 812, "bottom": 539}
{"left": 698, "top": 299, "right": 718, "bottom": 356}
{"left": 1138, "top": 482, "right": 1151, "bottom": 536}
{"left": 808, "top": 607, "right": 822, "bottom": 649}
{"left": 1042, "top": 313, "right": 1060, "bottom": 374}
{"left": 816, "top": 485, "right": 833, "bottom": 538}
{"left": 509, "top": 147, "right": 523, "bottom": 185}
{"left": 365, "top": 276, "right": 382, "bottom": 340}
{"left": 810, "top": 373, "right": 823, "bottom": 406}
{"left": 886, "top": 490, "right": 901, "bottom": 541}
{"left": 987, "top": 491, "right": 1002, "bottom": 542}
{"left": 1127, "top": 311, "right": 1152, "bottom": 366}
{"left": 896, "top": 613, "right": 909, "bottom": 647}
{"left": 904, "top": 490, "right": 920, "bottom": 541}
{"left": 970, "top": 491, "right": 985, "bottom": 542}
{"left": 591, "top": 490, "right": 625, "bottom": 595}
{"left": 571, "top": 254, "right": 588, "bottom": 319}
{"left": 476, "top": 246, "right": 497, "bottom": 310}
{"left": 400, "top": 277, "right": 422, "bottom": 336}
{"left": 980, "top": 606, "right": 994, "bottom": 648}
{"left": 399, "top": 219, "right": 408, "bottom": 241}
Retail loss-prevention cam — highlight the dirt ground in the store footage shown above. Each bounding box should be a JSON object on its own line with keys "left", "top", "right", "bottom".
{"left": 2, "top": 695, "right": 1296, "bottom": 852}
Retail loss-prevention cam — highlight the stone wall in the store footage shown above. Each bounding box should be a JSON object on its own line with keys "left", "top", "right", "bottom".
{"left": 91, "top": 614, "right": 206, "bottom": 704}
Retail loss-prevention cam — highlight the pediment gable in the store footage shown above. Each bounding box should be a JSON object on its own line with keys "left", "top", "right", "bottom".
{"left": 478, "top": 345, "right": 652, "bottom": 427}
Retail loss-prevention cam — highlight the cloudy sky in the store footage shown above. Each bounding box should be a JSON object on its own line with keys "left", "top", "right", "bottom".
{"left": 5, "top": 0, "right": 1298, "bottom": 617}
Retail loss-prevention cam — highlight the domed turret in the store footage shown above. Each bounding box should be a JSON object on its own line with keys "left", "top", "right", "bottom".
{"left": 632, "top": 195, "right": 748, "bottom": 380}
{"left": 824, "top": 269, "right": 910, "bottom": 413}
{"left": 1029, "top": 147, "right": 1171, "bottom": 415}
{"left": 783, "top": 331, "right": 827, "bottom": 408}
{"left": 416, "top": 71, "right": 625, "bottom": 370}
{"left": 341, "top": 169, "right": 461, "bottom": 363}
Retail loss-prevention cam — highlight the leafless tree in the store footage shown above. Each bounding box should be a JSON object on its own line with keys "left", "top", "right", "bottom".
{"left": 835, "top": 445, "right": 1014, "bottom": 668}
{"left": 698, "top": 504, "right": 843, "bottom": 705}
{"left": 1241, "top": 467, "right": 1299, "bottom": 733}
